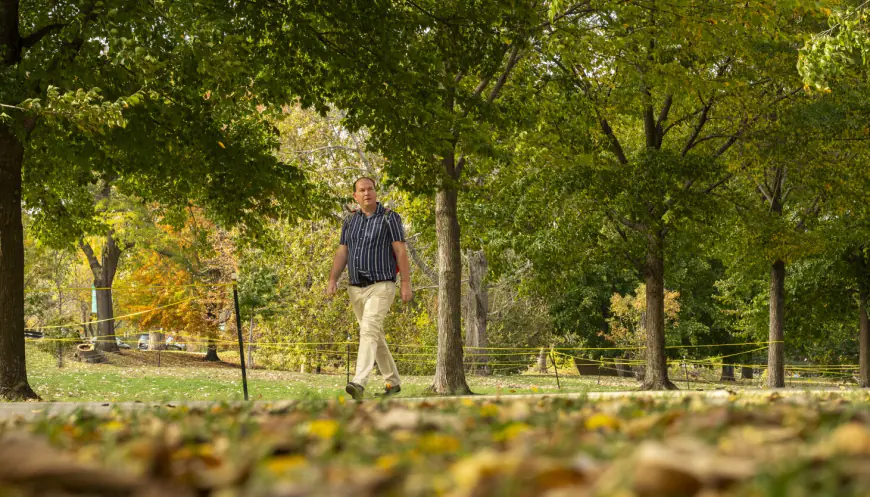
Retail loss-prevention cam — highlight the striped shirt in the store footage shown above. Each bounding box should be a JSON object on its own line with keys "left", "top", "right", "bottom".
{"left": 340, "top": 202, "right": 406, "bottom": 286}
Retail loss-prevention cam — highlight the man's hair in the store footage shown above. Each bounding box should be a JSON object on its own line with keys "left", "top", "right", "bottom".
{"left": 353, "top": 176, "right": 377, "bottom": 192}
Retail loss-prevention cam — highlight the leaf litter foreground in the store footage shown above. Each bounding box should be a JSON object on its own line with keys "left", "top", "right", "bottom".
{"left": 3, "top": 392, "right": 870, "bottom": 497}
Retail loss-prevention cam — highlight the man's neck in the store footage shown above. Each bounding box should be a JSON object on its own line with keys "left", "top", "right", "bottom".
{"left": 360, "top": 203, "right": 377, "bottom": 216}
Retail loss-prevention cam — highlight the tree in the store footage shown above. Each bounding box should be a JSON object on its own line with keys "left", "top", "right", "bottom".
{"left": 798, "top": 1, "right": 870, "bottom": 386}
{"left": 528, "top": 0, "right": 825, "bottom": 389}
{"left": 2, "top": 0, "right": 329, "bottom": 399}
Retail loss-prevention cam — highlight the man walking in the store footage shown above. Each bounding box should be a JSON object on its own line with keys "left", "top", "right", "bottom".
{"left": 326, "top": 177, "right": 412, "bottom": 400}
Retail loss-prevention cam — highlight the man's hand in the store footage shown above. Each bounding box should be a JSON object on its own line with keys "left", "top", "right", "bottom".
{"left": 326, "top": 280, "right": 338, "bottom": 297}
{"left": 400, "top": 281, "right": 413, "bottom": 303}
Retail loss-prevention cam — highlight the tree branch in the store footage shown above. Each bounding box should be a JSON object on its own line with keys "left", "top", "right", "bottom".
{"left": 655, "top": 94, "right": 673, "bottom": 148}
{"left": 795, "top": 194, "right": 822, "bottom": 232}
{"left": 78, "top": 239, "right": 101, "bottom": 278}
{"left": 407, "top": 237, "right": 438, "bottom": 284}
{"left": 596, "top": 110, "right": 629, "bottom": 164}
{"left": 681, "top": 100, "right": 713, "bottom": 156}
{"left": 753, "top": 177, "right": 774, "bottom": 205}
{"left": 486, "top": 43, "right": 522, "bottom": 104}
{"left": 20, "top": 22, "right": 66, "bottom": 49}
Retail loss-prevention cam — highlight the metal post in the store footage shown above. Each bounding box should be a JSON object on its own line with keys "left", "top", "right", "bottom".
{"left": 158, "top": 349, "right": 161, "bottom": 368}
{"left": 248, "top": 313, "right": 255, "bottom": 369}
{"left": 232, "top": 280, "right": 249, "bottom": 401}
{"left": 346, "top": 334, "right": 351, "bottom": 384}
{"left": 683, "top": 362, "right": 691, "bottom": 389}
{"left": 549, "top": 351, "right": 561, "bottom": 390}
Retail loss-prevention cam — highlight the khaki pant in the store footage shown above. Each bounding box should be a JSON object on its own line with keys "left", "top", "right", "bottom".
{"left": 348, "top": 281, "right": 400, "bottom": 388}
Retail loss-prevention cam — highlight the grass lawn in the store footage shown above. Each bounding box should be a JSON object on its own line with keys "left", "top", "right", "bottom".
{"left": 24, "top": 344, "right": 644, "bottom": 402}
{"left": 22, "top": 343, "right": 853, "bottom": 403}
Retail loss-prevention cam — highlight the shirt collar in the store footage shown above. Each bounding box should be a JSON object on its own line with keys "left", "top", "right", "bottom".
{"left": 358, "top": 202, "right": 384, "bottom": 218}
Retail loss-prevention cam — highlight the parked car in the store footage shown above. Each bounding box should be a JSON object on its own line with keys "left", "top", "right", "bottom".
{"left": 166, "top": 335, "right": 187, "bottom": 351}
{"left": 138, "top": 334, "right": 150, "bottom": 350}
{"left": 24, "top": 330, "right": 44, "bottom": 339}
{"left": 89, "top": 336, "right": 131, "bottom": 349}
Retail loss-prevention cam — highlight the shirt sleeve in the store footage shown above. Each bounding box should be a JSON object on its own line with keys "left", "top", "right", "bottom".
{"left": 386, "top": 212, "right": 406, "bottom": 243}
{"left": 339, "top": 218, "right": 349, "bottom": 246}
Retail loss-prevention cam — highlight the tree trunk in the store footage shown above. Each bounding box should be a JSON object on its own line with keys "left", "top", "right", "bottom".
{"left": 430, "top": 184, "right": 472, "bottom": 395}
{"left": 720, "top": 364, "right": 736, "bottom": 382}
{"left": 149, "top": 332, "right": 166, "bottom": 351}
{"left": 205, "top": 338, "right": 220, "bottom": 361}
{"left": 0, "top": 125, "right": 38, "bottom": 400}
{"left": 860, "top": 293, "right": 869, "bottom": 388}
{"left": 80, "top": 229, "right": 122, "bottom": 354}
{"left": 641, "top": 231, "right": 677, "bottom": 390}
{"left": 741, "top": 366, "right": 754, "bottom": 380}
{"left": 465, "top": 250, "right": 489, "bottom": 376}
{"left": 767, "top": 259, "right": 785, "bottom": 388}
{"left": 855, "top": 249, "right": 870, "bottom": 388}
{"left": 536, "top": 348, "right": 548, "bottom": 373}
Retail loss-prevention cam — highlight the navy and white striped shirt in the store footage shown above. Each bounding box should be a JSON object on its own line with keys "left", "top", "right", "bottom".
{"left": 340, "top": 203, "right": 406, "bottom": 286}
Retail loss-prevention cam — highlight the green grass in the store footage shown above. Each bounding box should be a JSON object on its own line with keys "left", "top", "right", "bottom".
{"left": 22, "top": 344, "right": 851, "bottom": 402}
{"left": 22, "top": 343, "right": 647, "bottom": 402}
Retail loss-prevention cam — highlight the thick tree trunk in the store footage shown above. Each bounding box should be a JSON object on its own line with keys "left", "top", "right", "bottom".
{"left": 855, "top": 250, "right": 870, "bottom": 388}
{"left": 465, "top": 250, "right": 489, "bottom": 375}
{"left": 720, "top": 364, "right": 736, "bottom": 382}
{"left": 767, "top": 259, "right": 785, "bottom": 388}
{"left": 0, "top": 125, "right": 38, "bottom": 400}
{"left": 430, "top": 185, "right": 472, "bottom": 395}
{"left": 94, "top": 286, "right": 119, "bottom": 352}
{"left": 205, "top": 338, "right": 220, "bottom": 361}
{"left": 860, "top": 294, "right": 869, "bottom": 388}
{"left": 149, "top": 332, "right": 166, "bottom": 351}
{"left": 741, "top": 366, "right": 754, "bottom": 380}
{"left": 80, "top": 228, "right": 122, "bottom": 353}
{"left": 641, "top": 231, "right": 677, "bottom": 390}
{"left": 536, "top": 348, "right": 548, "bottom": 373}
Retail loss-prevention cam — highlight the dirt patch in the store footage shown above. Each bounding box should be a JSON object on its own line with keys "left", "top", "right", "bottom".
{"left": 96, "top": 350, "right": 241, "bottom": 369}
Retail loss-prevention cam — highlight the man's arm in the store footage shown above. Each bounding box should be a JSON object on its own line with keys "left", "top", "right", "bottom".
{"left": 326, "top": 245, "right": 349, "bottom": 296}
{"left": 392, "top": 241, "right": 413, "bottom": 303}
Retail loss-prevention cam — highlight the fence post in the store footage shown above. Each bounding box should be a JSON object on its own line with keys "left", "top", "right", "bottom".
{"left": 248, "top": 313, "right": 255, "bottom": 369}
{"left": 232, "top": 274, "right": 249, "bottom": 401}
{"left": 683, "top": 361, "right": 691, "bottom": 389}
{"left": 57, "top": 340, "right": 63, "bottom": 368}
{"left": 346, "top": 334, "right": 351, "bottom": 384}
{"left": 549, "top": 350, "right": 561, "bottom": 390}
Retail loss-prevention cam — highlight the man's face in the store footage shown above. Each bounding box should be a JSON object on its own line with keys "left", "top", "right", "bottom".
{"left": 353, "top": 179, "right": 377, "bottom": 210}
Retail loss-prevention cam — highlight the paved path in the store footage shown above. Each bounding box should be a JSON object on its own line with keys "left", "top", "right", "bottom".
{"left": 0, "top": 388, "right": 854, "bottom": 421}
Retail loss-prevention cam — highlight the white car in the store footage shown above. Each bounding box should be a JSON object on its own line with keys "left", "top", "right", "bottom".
{"left": 90, "top": 336, "right": 131, "bottom": 349}
{"left": 166, "top": 336, "right": 187, "bottom": 351}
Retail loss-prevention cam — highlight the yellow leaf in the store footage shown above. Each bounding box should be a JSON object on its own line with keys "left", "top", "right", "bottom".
{"left": 493, "top": 422, "right": 531, "bottom": 442}
{"left": 103, "top": 420, "right": 125, "bottom": 433}
{"left": 218, "top": 141, "right": 226, "bottom": 149}
{"left": 418, "top": 433, "right": 460, "bottom": 454}
{"left": 307, "top": 419, "right": 339, "bottom": 440}
{"left": 479, "top": 403, "right": 500, "bottom": 418}
{"left": 266, "top": 455, "right": 307, "bottom": 474}
{"left": 376, "top": 454, "right": 401, "bottom": 470}
{"left": 585, "top": 413, "right": 620, "bottom": 431}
